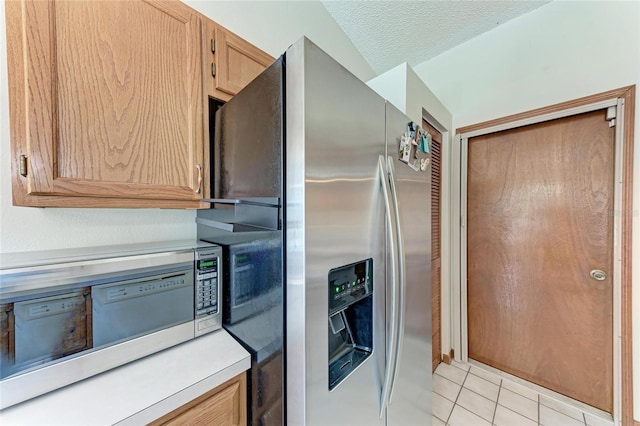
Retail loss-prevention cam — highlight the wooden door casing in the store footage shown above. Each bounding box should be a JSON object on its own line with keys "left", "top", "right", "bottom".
{"left": 7, "top": 0, "right": 204, "bottom": 206}
{"left": 467, "top": 110, "right": 614, "bottom": 412}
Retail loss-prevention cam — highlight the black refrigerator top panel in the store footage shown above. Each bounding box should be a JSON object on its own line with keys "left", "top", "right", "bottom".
{"left": 213, "top": 57, "right": 284, "bottom": 201}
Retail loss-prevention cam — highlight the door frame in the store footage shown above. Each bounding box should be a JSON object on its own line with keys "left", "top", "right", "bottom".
{"left": 422, "top": 110, "right": 451, "bottom": 368}
{"left": 451, "top": 86, "right": 635, "bottom": 424}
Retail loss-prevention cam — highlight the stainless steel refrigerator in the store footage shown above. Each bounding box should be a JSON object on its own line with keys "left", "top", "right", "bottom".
{"left": 197, "top": 37, "right": 431, "bottom": 426}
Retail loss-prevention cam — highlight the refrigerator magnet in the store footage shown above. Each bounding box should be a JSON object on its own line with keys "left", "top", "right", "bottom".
{"left": 400, "top": 135, "right": 412, "bottom": 163}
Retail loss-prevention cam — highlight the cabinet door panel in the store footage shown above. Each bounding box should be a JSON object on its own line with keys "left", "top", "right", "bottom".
{"left": 213, "top": 26, "right": 273, "bottom": 97}
{"left": 202, "top": 19, "right": 230, "bottom": 103}
{"left": 15, "top": 0, "right": 204, "bottom": 202}
{"left": 150, "top": 373, "right": 247, "bottom": 426}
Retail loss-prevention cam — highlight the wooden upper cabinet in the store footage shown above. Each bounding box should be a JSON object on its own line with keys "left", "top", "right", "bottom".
{"left": 6, "top": 0, "right": 205, "bottom": 208}
{"left": 203, "top": 19, "right": 274, "bottom": 102}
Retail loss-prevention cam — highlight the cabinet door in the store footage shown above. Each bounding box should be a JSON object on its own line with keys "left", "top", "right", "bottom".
{"left": 150, "top": 373, "right": 247, "bottom": 426}
{"left": 203, "top": 21, "right": 273, "bottom": 101}
{"left": 6, "top": 0, "right": 205, "bottom": 207}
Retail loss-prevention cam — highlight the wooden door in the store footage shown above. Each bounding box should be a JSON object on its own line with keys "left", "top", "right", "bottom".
{"left": 467, "top": 110, "right": 614, "bottom": 412}
{"left": 8, "top": 0, "right": 204, "bottom": 206}
{"left": 423, "top": 119, "right": 442, "bottom": 372}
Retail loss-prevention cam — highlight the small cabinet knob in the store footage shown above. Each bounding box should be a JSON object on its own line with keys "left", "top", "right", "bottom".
{"left": 590, "top": 269, "right": 607, "bottom": 281}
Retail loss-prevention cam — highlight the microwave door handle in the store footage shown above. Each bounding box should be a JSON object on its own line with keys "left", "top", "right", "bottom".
{"left": 387, "top": 155, "right": 406, "bottom": 405}
{"left": 378, "top": 155, "right": 399, "bottom": 418}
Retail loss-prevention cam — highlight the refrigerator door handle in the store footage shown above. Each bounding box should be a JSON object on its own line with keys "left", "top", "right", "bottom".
{"left": 378, "top": 155, "right": 399, "bottom": 418}
{"left": 387, "top": 155, "right": 406, "bottom": 405}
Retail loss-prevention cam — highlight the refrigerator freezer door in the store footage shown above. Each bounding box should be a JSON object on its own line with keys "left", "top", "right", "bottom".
{"left": 213, "top": 58, "right": 283, "bottom": 200}
{"left": 286, "top": 38, "right": 386, "bottom": 426}
{"left": 385, "top": 102, "right": 432, "bottom": 424}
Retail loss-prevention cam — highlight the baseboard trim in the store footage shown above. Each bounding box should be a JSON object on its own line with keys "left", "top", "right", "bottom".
{"left": 442, "top": 349, "right": 454, "bottom": 365}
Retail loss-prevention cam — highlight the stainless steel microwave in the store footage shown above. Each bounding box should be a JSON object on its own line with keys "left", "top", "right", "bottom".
{"left": 0, "top": 241, "right": 222, "bottom": 409}
{"left": 196, "top": 226, "right": 282, "bottom": 325}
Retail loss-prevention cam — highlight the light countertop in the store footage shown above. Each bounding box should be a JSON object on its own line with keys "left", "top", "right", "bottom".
{"left": 0, "top": 329, "right": 250, "bottom": 425}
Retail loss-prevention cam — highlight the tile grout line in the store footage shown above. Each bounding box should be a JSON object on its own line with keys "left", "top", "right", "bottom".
{"left": 453, "top": 364, "right": 511, "bottom": 426}
{"left": 498, "top": 389, "right": 600, "bottom": 426}
{"left": 432, "top": 370, "right": 465, "bottom": 407}
{"left": 499, "top": 401, "right": 540, "bottom": 424}
{"left": 434, "top": 370, "right": 464, "bottom": 390}
{"left": 449, "top": 368, "right": 499, "bottom": 397}
{"left": 491, "top": 385, "right": 540, "bottom": 423}
{"left": 446, "top": 366, "right": 470, "bottom": 425}
{"left": 464, "top": 383, "right": 499, "bottom": 404}
{"left": 434, "top": 386, "right": 502, "bottom": 413}
{"left": 443, "top": 365, "right": 596, "bottom": 426}
{"left": 501, "top": 377, "right": 604, "bottom": 424}
{"left": 540, "top": 398, "right": 597, "bottom": 424}
{"left": 453, "top": 368, "right": 611, "bottom": 426}
{"left": 491, "top": 379, "right": 502, "bottom": 425}
{"left": 501, "top": 383, "right": 575, "bottom": 425}
{"left": 501, "top": 382, "right": 539, "bottom": 403}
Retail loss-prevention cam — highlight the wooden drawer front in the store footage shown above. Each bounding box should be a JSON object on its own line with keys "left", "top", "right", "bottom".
{"left": 151, "top": 373, "right": 247, "bottom": 426}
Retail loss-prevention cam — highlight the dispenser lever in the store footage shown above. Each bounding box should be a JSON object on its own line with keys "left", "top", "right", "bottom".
{"left": 329, "top": 312, "right": 346, "bottom": 334}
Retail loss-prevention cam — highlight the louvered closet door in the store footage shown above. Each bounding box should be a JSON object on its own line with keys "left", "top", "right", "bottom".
{"left": 423, "top": 119, "right": 442, "bottom": 372}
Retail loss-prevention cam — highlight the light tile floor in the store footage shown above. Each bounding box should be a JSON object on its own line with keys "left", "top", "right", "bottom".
{"left": 433, "top": 361, "right": 615, "bottom": 426}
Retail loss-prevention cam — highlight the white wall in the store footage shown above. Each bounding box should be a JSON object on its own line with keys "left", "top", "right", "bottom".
{"left": 406, "top": 66, "right": 451, "bottom": 134}
{"left": 414, "top": 0, "right": 640, "bottom": 420}
{"left": 0, "top": 0, "right": 196, "bottom": 253}
{"left": 367, "top": 63, "right": 407, "bottom": 114}
{"left": 367, "top": 62, "right": 454, "bottom": 128}
{"left": 0, "top": 1, "right": 374, "bottom": 254}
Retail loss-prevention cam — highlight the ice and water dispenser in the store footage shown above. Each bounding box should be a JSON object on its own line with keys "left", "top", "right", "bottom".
{"left": 328, "top": 259, "right": 373, "bottom": 390}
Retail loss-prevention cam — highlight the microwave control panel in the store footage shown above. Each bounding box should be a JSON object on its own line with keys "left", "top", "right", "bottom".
{"left": 194, "top": 246, "right": 223, "bottom": 336}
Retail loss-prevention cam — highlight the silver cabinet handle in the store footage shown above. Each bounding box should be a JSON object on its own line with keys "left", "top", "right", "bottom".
{"left": 590, "top": 269, "right": 607, "bottom": 281}
{"left": 195, "top": 164, "right": 203, "bottom": 195}
{"left": 378, "top": 155, "right": 399, "bottom": 418}
{"left": 387, "top": 155, "right": 406, "bottom": 405}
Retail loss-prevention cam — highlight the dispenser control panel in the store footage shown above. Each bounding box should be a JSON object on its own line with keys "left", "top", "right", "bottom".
{"left": 328, "top": 259, "right": 373, "bottom": 314}
{"left": 327, "top": 258, "right": 374, "bottom": 391}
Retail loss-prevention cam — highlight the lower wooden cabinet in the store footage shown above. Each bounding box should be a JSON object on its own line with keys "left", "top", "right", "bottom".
{"left": 150, "top": 373, "right": 247, "bottom": 426}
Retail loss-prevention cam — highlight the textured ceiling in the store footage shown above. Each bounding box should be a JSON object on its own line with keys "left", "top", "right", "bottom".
{"left": 322, "top": 0, "right": 550, "bottom": 75}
